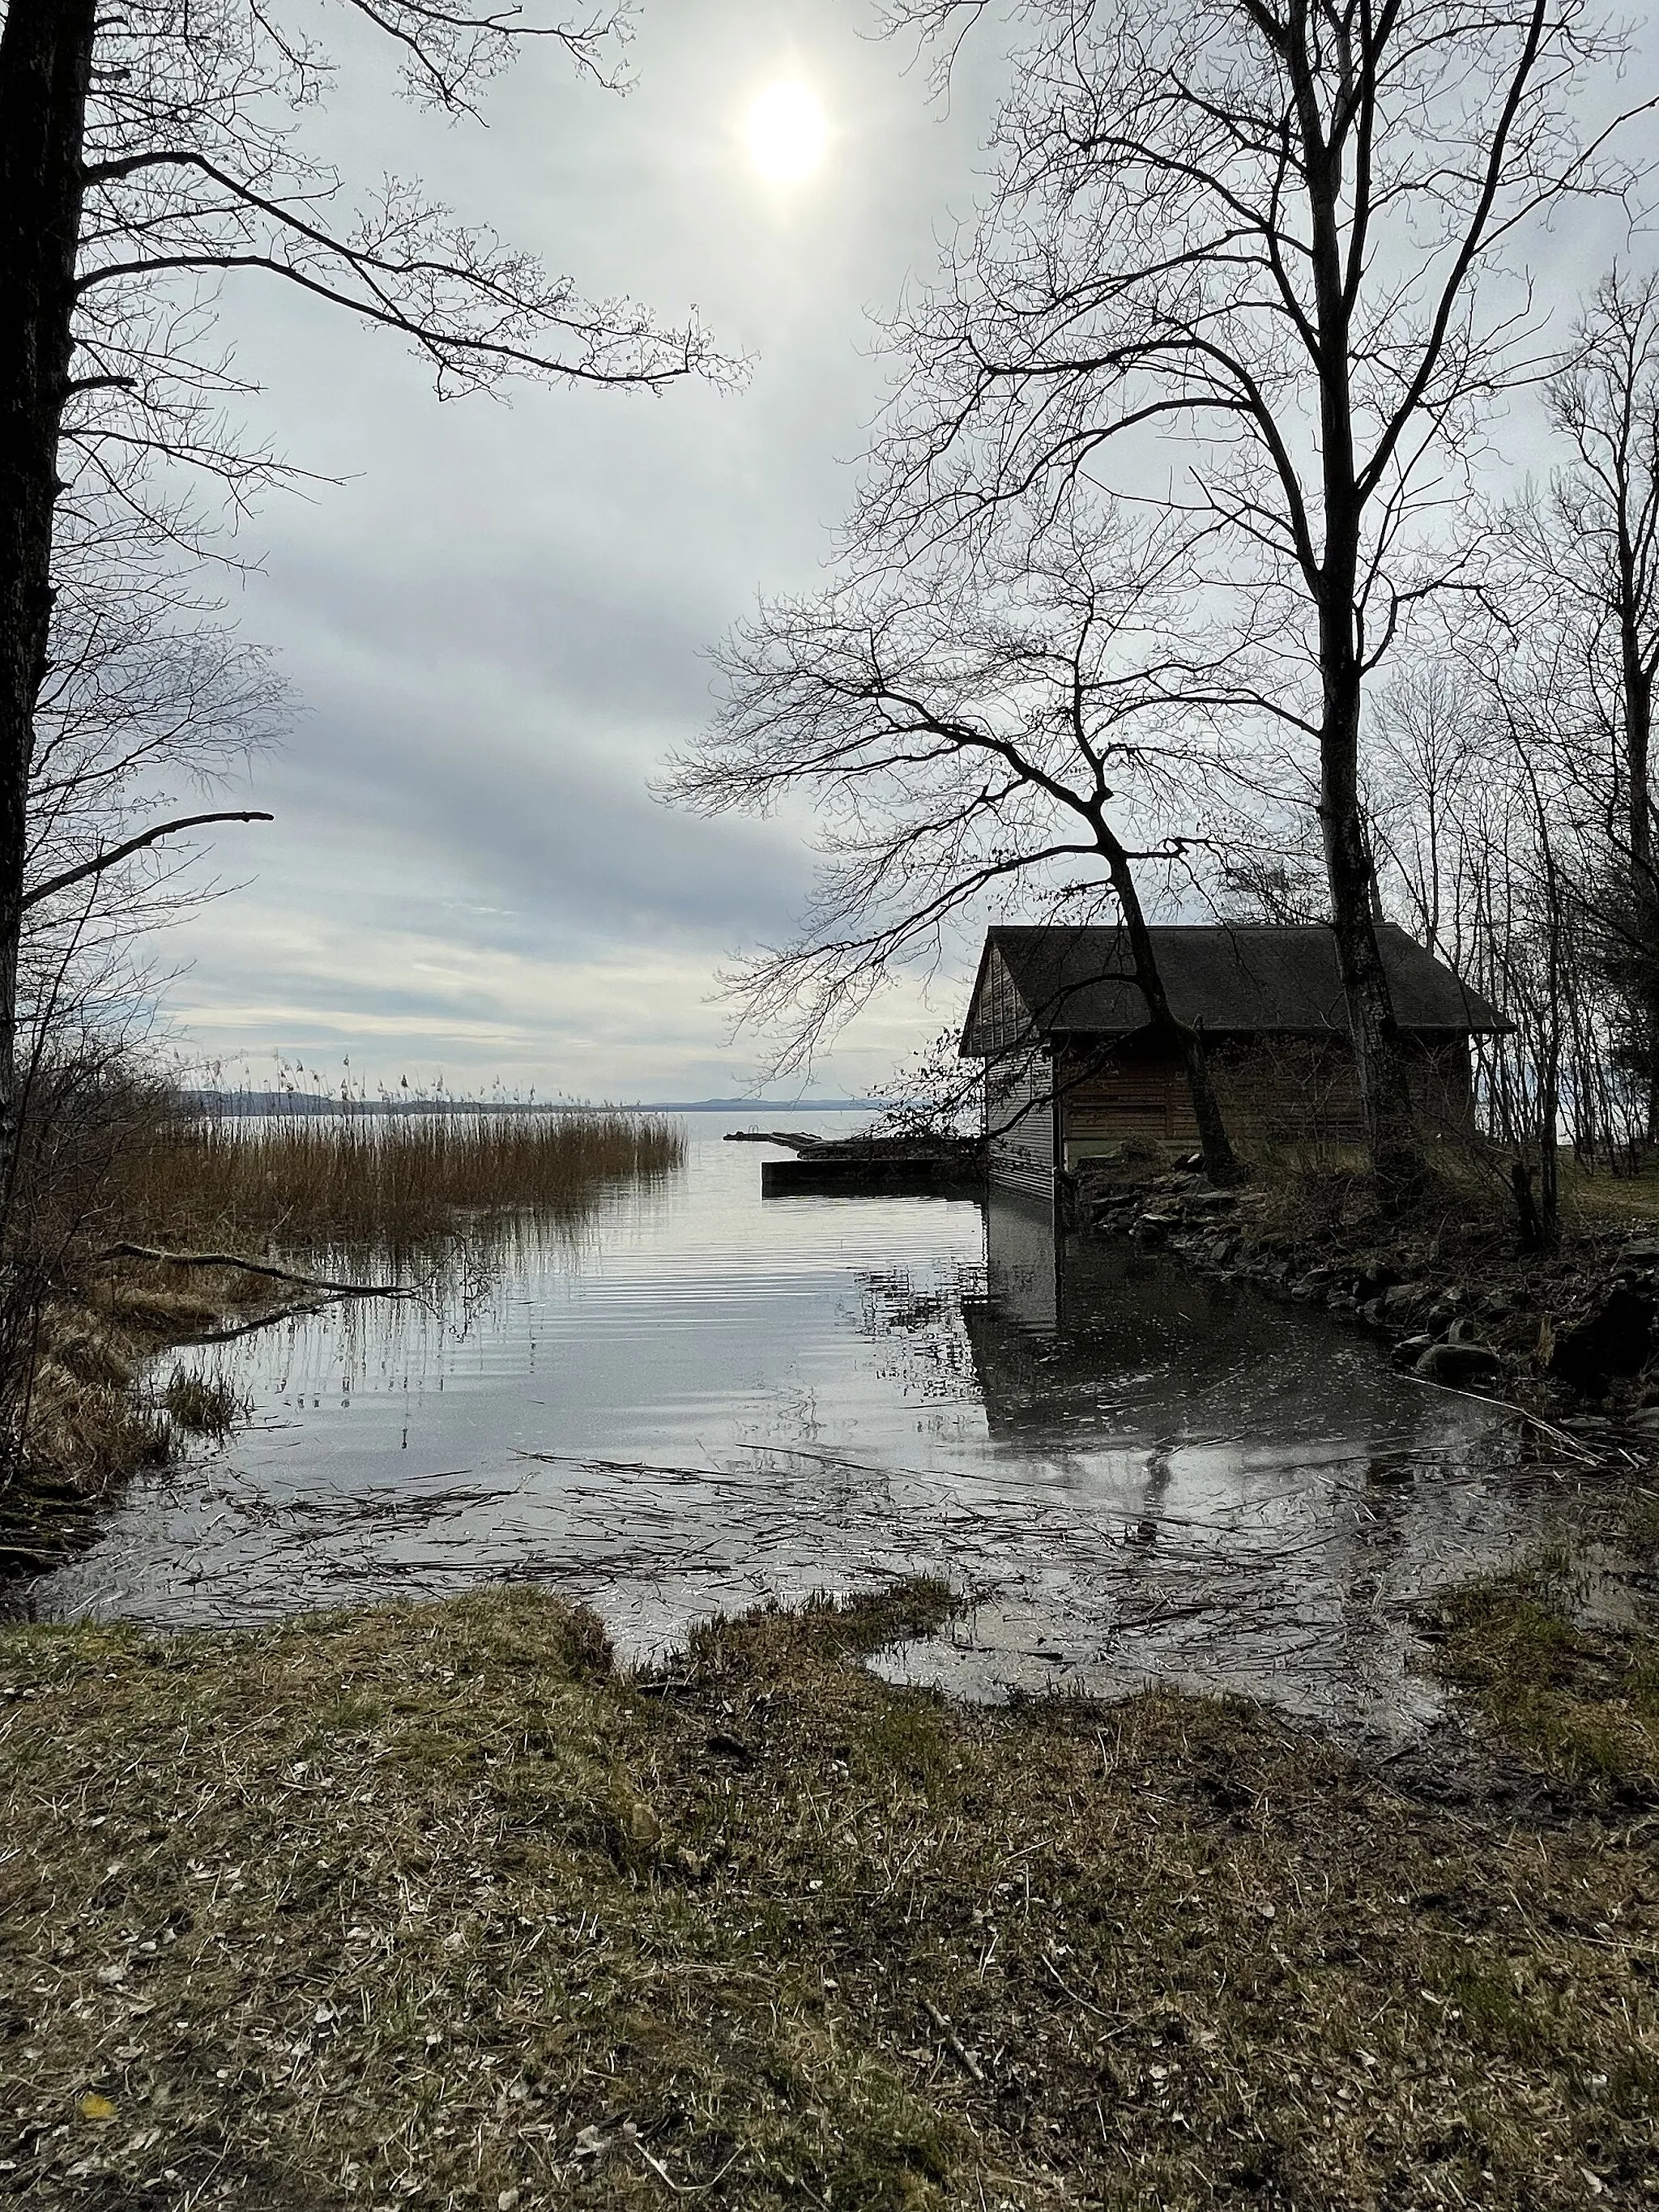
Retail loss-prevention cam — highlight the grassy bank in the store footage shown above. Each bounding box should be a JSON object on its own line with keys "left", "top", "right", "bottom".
{"left": 2, "top": 1582, "right": 1655, "bottom": 2210}
{"left": 1422, "top": 1485, "right": 1659, "bottom": 1809}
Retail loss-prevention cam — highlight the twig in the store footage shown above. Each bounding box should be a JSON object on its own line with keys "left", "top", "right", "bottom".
{"left": 1400, "top": 1370, "right": 1601, "bottom": 1462}
{"left": 922, "top": 1995, "right": 985, "bottom": 2082}
{"left": 636, "top": 2146, "right": 742, "bottom": 2195}
{"left": 0, "top": 1543, "right": 58, "bottom": 1567}
{"left": 95, "top": 1242, "right": 414, "bottom": 1299}
{"left": 168, "top": 1300, "right": 335, "bottom": 1345}
{"left": 1040, "top": 1950, "right": 1124, "bottom": 2030}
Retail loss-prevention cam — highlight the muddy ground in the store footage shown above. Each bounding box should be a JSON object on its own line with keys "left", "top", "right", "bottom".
{"left": 2, "top": 1571, "right": 1654, "bottom": 2212}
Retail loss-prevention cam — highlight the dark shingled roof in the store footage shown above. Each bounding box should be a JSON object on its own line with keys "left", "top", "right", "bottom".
{"left": 962, "top": 923, "right": 1509, "bottom": 1049}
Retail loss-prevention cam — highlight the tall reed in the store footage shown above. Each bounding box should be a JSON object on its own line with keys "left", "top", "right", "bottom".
{"left": 109, "top": 1110, "right": 686, "bottom": 1254}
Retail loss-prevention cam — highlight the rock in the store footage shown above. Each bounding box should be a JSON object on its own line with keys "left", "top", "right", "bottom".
{"left": 1548, "top": 1285, "right": 1655, "bottom": 1395}
{"left": 1133, "top": 1213, "right": 1171, "bottom": 1247}
{"left": 1620, "top": 1406, "right": 1659, "bottom": 1436}
{"left": 1183, "top": 1190, "right": 1239, "bottom": 1216}
{"left": 1623, "top": 1238, "right": 1659, "bottom": 1264}
{"left": 1415, "top": 1341, "right": 1504, "bottom": 1388}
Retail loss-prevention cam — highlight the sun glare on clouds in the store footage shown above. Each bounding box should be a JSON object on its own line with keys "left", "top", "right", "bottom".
{"left": 745, "top": 82, "right": 828, "bottom": 184}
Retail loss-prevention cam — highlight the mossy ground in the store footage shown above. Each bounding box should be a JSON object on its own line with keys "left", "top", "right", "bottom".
{"left": 1425, "top": 1490, "right": 1659, "bottom": 1806}
{"left": 2, "top": 1581, "right": 1655, "bottom": 2210}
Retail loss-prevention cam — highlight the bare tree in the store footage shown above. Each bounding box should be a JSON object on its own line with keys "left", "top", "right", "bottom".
{"left": 21, "top": 495, "right": 287, "bottom": 1017}
{"left": 1500, "top": 269, "right": 1659, "bottom": 1130}
{"left": 863, "top": 0, "right": 1648, "bottom": 1194}
{"left": 665, "top": 506, "right": 1244, "bottom": 1183}
{"left": 0, "top": 0, "right": 733, "bottom": 1165}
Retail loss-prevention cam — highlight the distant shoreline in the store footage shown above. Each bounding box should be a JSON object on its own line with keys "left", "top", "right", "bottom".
{"left": 181, "top": 1092, "right": 883, "bottom": 1118}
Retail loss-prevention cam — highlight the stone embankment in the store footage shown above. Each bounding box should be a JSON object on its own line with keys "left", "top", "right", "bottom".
{"left": 1079, "top": 1159, "right": 1659, "bottom": 1423}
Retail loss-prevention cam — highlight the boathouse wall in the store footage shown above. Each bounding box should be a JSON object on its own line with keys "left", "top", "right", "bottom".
{"left": 985, "top": 1047, "right": 1056, "bottom": 1197}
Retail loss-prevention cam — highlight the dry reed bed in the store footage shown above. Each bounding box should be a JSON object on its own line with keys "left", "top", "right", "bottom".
{"left": 3, "top": 1113, "right": 685, "bottom": 1511}
{"left": 108, "top": 1110, "right": 686, "bottom": 1255}
{"left": 2, "top": 1583, "right": 1655, "bottom": 2211}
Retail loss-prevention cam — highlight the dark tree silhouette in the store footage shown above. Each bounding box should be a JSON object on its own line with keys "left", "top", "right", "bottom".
{"left": 665, "top": 505, "right": 1244, "bottom": 1184}
{"left": 864, "top": 0, "right": 1648, "bottom": 1191}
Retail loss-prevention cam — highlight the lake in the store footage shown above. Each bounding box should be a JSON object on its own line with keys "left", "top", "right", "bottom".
{"left": 15, "top": 1117, "right": 1574, "bottom": 1741}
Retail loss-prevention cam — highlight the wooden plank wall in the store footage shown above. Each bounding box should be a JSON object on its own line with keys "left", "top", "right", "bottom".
{"left": 1059, "top": 1037, "right": 1478, "bottom": 1163}
{"left": 985, "top": 1047, "right": 1056, "bottom": 1196}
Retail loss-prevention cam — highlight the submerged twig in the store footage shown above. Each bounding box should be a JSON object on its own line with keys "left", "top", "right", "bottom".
{"left": 168, "top": 1300, "right": 337, "bottom": 1346}
{"left": 95, "top": 1243, "right": 415, "bottom": 1301}
{"left": 1400, "top": 1370, "right": 1601, "bottom": 1463}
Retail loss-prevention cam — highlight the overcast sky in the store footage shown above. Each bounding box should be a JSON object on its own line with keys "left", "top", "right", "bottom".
{"left": 151, "top": 0, "right": 1004, "bottom": 1102}
{"left": 149, "top": 0, "right": 1651, "bottom": 1104}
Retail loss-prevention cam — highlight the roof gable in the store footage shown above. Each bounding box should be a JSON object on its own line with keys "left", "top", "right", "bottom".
{"left": 960, "top": 923, "right": 1508, "bottom": 1051}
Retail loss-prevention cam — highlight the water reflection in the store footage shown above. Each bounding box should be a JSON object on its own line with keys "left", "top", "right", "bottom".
{"left": 13, "top": 1130, "right": 1582, "bottom": 1742}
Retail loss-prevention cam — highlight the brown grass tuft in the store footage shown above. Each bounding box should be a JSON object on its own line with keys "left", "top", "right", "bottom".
{"left": 2, "top": 1582, "right": 1655, "bottom": 2209}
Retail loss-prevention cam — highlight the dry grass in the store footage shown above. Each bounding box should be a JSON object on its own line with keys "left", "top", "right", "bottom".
{"left": 106, "top": 1110, "right": 686, "bottom": 1258}
{"left": 159, "top": 1364, "right": 249, "bottom": 1438}
{"left": 2, "top": 1285, "right": 275, "bottom": 1523}
{"left": 1555, "top": 1157, "right": 1659, "bottom": 1227}
{"left": 1426, "top": 1492, "right": 1659, "bottom": 1805}
{"left": 1, "top": 1110, "right": 685, "bottom": 1511}
{"left": 2, "top": 1582, "right": 1655, "bottom": 2210}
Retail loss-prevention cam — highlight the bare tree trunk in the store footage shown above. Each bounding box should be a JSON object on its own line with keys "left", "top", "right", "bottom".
{"left": 1623, "top": 622, "right": 1659, "bottom": 1141}
{"left": 1293, "top": 56, "right": 1427, "bottom": 1201}
{"left": 1099, "top": 837, "right": 1242, "bottom": 1187}
{"left": 1320, "top": 673, "right": 1423, "bottom": 1195}
{"left": 0, "top": 0, "right": 97, "bottom": 1165}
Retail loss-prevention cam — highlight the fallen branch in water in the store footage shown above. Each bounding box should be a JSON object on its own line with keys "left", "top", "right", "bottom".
{"left": 173, "top": 1301, "right": 338, "bottom": 1345}
{"left": 1401, "top": 1370, "right": 1601, "bottom": 1464}
{"left": 95, "top": 1244, "right": 415, "bottom": 1300}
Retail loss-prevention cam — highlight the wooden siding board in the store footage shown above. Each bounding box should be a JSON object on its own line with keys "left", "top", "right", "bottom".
{"left": 986, "top": 1046, "right": 1056, "bottom": 1195}
{"left": 1056, "top": 1035, "right": 1478, "bottom": 1162}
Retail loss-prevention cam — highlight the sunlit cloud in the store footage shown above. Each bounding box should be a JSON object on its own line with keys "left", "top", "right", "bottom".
{"left": 744, "top": 82, "right": 828, "bottom": 184}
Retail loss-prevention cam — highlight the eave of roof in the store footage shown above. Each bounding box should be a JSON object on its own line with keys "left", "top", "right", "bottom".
{"left": 959, "top": 923, "right": 1512, "bottom": 1054}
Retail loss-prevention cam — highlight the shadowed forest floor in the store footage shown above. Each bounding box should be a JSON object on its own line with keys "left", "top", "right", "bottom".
{"left": 2, "top": 1577, "right": 1655, "bottom": 2210}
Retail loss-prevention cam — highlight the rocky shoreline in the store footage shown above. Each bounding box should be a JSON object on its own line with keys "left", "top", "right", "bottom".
{"left": 1076, "top": 1155, "right": 1659, "bottom": 1433}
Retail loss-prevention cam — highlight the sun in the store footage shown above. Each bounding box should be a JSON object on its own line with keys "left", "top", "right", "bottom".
{"left": 744, "top": 82, "right": 828, "bottom": 185}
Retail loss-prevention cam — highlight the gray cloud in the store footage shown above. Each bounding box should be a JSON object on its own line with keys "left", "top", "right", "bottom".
{"left": 151, "top": 0, "right": 1001, "bottom": 1097}
{"left": 147, "top": 0, "right": 1653, "bottom": 1098}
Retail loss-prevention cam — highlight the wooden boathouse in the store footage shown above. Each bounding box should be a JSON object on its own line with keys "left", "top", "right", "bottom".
{"left": 960, "top": 923, "right": 1508, "bottom": 1197}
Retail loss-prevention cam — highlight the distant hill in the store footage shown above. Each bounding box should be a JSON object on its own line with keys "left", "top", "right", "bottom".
{"left": 181, "top": 1091, "right": 881, "bottom": 1118}
{"left": 642, "top": 1097, "right": 879, "bottom": 1113}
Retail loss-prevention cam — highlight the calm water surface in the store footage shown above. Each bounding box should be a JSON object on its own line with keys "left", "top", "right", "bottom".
{"left": 20, "top": 1119, "right": 1576, "bottom": 1739}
